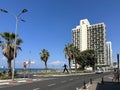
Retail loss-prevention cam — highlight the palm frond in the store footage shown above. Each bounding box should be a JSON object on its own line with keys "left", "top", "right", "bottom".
{"left": 0, "top": 32, "right": 10, "bottom": 41}
{"left": 17, "top": 46, "right": 22, "bottom": 51}
{"left": 40, "top": 49, "right": 50, "bottom": 62}
{"left": 16, "top": 38, "right": 23, "bottom": 45}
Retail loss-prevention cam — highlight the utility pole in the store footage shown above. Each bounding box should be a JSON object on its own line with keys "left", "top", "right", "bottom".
{"left": 117, "top": 54, "right": 119, "bottom": 83}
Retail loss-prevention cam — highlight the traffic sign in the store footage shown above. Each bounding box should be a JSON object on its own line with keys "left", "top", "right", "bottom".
{"left": 23, "top": 62, "right": 27, "bottom": 68}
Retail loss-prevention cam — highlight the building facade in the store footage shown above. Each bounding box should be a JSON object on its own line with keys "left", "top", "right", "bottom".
{"left": 72, "top": 19, "right": 90, "bottom": 51}
{"left": 106, "top": 41, "right": 113, "bottom": 67}
{"left": 72, "top": 19, "right": 107, "bottom": 68}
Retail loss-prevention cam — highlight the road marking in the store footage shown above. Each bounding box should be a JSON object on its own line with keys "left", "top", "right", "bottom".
{"left": 69, "top": 79, "right": 73, "bottom": 81}
{"left": 76, "top": 77, "right": 79, "bottom": 79}
{"left": 61, "top": 80, "right": 67, "bottom": 83}
{"left": 76, "top": 87, "right": 80, "bottom": 90}
{"left": 33, "top": 88, "right": 40, "bottom": 90}
{"left": 108, "top": 77, "right": 113, "bottom": 79}
{"left": 48, "top": 83, "right": 56, "bottom": 86}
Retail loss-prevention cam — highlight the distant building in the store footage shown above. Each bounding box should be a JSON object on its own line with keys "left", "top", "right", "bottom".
{"left": 72, "top": 19, "right": 107, "bottom": 69}
{"left": 106, "top": 41, "right": 113, "bottom": 67}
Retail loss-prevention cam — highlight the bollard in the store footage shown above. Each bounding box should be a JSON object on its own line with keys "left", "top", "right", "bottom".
{"left": 83, "top": 81, "right": 86, "bottom": 89}
{"left": 90, "top": 78, "right": 92, "bottom": 84}
{"left": 101, "top": 77, "right": 104, "bottom": 84}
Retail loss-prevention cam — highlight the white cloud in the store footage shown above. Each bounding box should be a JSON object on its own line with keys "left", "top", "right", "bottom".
{"left": 49, "top": 60, "right": 66, "bottom": 66}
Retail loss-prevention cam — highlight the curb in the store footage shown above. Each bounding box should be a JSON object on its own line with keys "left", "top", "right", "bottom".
{"left": 9, "top": 80, "right": 18, "bottom": 84}
{"left": 79, "top": 83, "right": 91, "bottom": 90}
{"left": 26, "top": 78, "right": 33, "bottom": 82}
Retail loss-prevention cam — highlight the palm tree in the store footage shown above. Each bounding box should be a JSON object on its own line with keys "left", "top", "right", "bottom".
{"left": 72, "top": 46, "right": 80, "bottom": 72}
{"left": 64, "top": 43, "right": 80, "bottom": 72}
{"left": 64, "top": 43, "right": 73, "bottom": 71}
{"left": 40, "top": 49, "right": 50, "bottom": 72}
{"left": 0, "top": 32, "right": 23, "bottom": 77}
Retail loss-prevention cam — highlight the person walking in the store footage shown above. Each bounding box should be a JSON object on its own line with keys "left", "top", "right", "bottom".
{"left": 112, "top": 69, "right": 119, "bottom": 82}
{"left": 63, "top": 64, "right": 69, "bottom": 73}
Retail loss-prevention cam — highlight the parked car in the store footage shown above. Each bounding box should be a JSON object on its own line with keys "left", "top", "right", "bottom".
{"left": 95, "top": 69, "right": 104, "bottom": 74}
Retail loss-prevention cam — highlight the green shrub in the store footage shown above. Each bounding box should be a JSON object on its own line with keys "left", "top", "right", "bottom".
{"left": 2, "top": 70, "right": 6, "bottom": 74}
{"left": 0, "top": 75, "right": 10, "bottom": 80}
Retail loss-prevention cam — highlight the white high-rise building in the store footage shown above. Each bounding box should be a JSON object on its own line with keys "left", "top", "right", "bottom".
{"left": 106, "top": 41, "right": 113, "bottom": 67}
{"left": 72, "top": 19, "right": 90, "bottom": 51}
{"left": 72, "top": 19, "right": 107, "bottom": 68}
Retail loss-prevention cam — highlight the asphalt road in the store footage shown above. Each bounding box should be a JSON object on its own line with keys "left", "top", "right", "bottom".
{"left": 0, "top": 73, "right": 109, "bottom": 90}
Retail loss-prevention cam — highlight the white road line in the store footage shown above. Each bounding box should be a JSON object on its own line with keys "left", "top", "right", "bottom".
{"left": 69, "top": 79, "right": 73, "bottom": 81}
{"left": 61, "top": 80, "right": 67, "bottom": 83}
{"left": 0, "top": 83, "right": 9, "bottom": 85}
{"left": 48, "top": 83, "right": 56, "bottom": 86}
{"left": 108, "top": 77, "right": 113, "bottom": 79}
{"left": 33, "top": 88, "right": 40, "bottom": 90}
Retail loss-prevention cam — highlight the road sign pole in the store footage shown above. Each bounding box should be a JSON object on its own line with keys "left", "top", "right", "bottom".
{"left": 28, "top": 61, "right": 30, "bottom": 78}
{"left": 23, "top": 62, "right": 27, "bottom": 79}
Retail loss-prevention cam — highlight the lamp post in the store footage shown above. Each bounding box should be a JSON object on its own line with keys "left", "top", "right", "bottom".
{"left": 0, "top": 9, "right": 28, "bottom": 81}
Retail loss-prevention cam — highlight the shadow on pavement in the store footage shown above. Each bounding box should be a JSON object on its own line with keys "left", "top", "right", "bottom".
{"left": 96, "top": 81, "right": 120, "bottom": 90}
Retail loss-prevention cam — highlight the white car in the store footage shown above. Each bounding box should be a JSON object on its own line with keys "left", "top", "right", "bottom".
{"left": 95, "top": 69, "right": 104, "bottom": 74}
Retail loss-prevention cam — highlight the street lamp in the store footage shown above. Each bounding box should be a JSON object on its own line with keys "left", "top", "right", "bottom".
{"left": 0, "top": 9, "right": 28, "bottom": 81}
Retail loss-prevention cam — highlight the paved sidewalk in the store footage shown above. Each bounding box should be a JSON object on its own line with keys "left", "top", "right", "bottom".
{"left": 85, "top": 74, "right": 120, "bottom": 90}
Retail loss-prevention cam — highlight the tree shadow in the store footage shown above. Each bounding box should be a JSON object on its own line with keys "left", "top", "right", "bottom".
{"left": 96, "top": 81, "right": 120, "bottom": 90}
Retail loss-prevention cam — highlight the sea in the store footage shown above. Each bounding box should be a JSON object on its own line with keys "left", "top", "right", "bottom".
{"left": 0, "top": 68, "right": 43, "bottom": 72}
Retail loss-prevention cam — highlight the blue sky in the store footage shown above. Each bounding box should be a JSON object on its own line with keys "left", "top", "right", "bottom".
{"left": 0, "top": 0, "right": 120, "bottom": 69}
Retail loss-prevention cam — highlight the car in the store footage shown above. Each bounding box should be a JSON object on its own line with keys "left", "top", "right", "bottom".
{"left": 95, "top": 69, "right": 104, "bottom": 74}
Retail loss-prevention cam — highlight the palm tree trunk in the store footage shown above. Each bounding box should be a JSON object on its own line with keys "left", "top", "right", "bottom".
{"left": 75, "top": 59, "right": 77, "bottom": 73}
{"left": 45, "top": 61, "right": 47, "bottom": 73}
{"left": 68, "top": 59, "right": 71, "bottom": 72}
{"left": 7, "top": 60, "right": 12, "bottom": 77}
